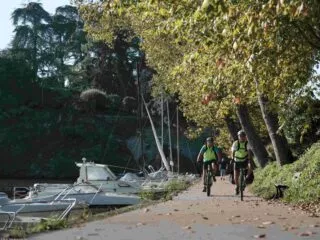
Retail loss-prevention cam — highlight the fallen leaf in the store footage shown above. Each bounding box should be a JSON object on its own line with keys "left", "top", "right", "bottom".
{"left": 253, "top": 234, "right": 266, "bottom": 238}
{"left": 298, "top": 232, "right": 311, "bottom": 237}
{"left": 257, "top": 225, "right": 266, "bottom": 229}
{"left": 87, "top": 233, "right": 99, "bottom": 236}
{"left": 262, "top": 221, "right": 274, "bottom": 225}
{"left": 310, "top": 224, "right": 319, "bottom": 228}
{"left": 183, "top": 226, "right": 192, "bottom": 230}
{"left": 75, "top": 237, "right": 86, "bottom": 240}
{"left": 136, "top": 222, "right": 145, "bottom": 226}
{"left": 289, "top": 226, "right": 298, "bottom": 230}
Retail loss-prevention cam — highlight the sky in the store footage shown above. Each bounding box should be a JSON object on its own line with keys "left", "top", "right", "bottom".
{"left": 0, "top": 0, "right": 70, "bottom": 50}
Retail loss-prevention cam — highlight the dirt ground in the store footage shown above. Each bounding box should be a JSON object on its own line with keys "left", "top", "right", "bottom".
{"left": 30, "top": 179, "right": 320, "bottom": 240}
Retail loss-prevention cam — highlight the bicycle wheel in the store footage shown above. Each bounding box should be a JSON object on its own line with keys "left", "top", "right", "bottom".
{"left": 206, "top": 170, "right": 212, "bottom": 197}
{"left": 239, "top": 168, "right": 244, "bottom": 201}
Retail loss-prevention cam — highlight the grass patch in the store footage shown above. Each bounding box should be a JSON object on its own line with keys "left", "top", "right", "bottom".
{"left": 251, "top": 141, "right": 320, "bottom": 204}
{"left": 7, "top": 218, "right": 68, "bottom": 239}
{"left": 139, "top": 179, "right": 191, "bottom": 201}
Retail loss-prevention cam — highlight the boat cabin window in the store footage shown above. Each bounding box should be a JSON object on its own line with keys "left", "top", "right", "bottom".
{"left": 87, "top": 166, "right": 113, "bottom": 181}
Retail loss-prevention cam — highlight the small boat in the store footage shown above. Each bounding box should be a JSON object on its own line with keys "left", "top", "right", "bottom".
{"left": 24, "top": 182, "right": 141, "bottom": 207}
{"left": 0, "top": 192, "right": 80, "bottom": 219}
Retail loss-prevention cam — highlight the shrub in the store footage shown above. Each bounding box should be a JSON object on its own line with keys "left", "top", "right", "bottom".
{"left": 105, "top": 94, "right": 121, "bottom": 110}
{"left": 122, "top": 96, "right": 137, "bottom": 113}
{"left": 265, "top": 143, "right": 276, "bottom": 161}
{"left": 251, "top": 141, "right": 320, "bottom": 203}
{"left": 79, "top": 88, "right": 108, "bottom": 111}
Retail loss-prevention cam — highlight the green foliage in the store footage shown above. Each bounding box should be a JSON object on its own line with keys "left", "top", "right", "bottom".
{"left": 80, "top": 88, "right": 108, "bottom": 110}
{"left": 47, "top": 152, "right": 78, "bottom": 178}
{"left": 281, "top": 95, "right": 320, "bottom": 155}
{"left": 8, "top": 226, "right": 27, "bottom": 239}
{"left": 122, "top": 96, "right": 137, "bottom": 113}
{"left": 251, "top": 141, "right": 320, "bottom": 203}
{"left": 164, "top": 179, "right": 189, "bottom": 193}
{"left": 265, "top": 143, "right": 276, "bottom": 161}
{"left": 60, "top": 124, "right": 91, "bottom": 140}
{"left": 105, "top": 94, "right": 121, "bottom": 111}
{"left": 76, "top": 0, "right": 318, "bottom": 157}
{"left": 31, "top": 218, "right": 68, "bottom": 233}
{"left": 139, "top": 189, "right": 161, "bottom": 201}
{"left": 139, "top": 179, "right": 190, "bottom": 201}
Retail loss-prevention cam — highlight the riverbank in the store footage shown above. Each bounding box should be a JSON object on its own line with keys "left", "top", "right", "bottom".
{"left": 29, "top": 179, "right": 320, "bottom": 240}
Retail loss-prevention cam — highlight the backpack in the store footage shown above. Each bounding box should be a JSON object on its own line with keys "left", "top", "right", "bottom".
{"left": 236, "top": 140, "right": 248, "bottom": 151}
{"left": 203, "top": 145, "right": 219, "bottom": 161}
{"left": 233, "top": 140, "right": 248, "bottom": 159}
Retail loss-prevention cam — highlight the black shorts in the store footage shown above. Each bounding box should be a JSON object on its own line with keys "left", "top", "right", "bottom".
{"left": 234, "top": 160, "right": 249, "bottom": 170}
{"left": 203, "top": 160, "right": 217, "bottom": 169}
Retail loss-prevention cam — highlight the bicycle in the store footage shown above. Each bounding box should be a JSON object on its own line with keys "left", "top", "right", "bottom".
{"left": 203, "top": 165, "right": 214, "bottom": 197}
{"left": 238, "top": 166, "right": 246, "bottom": 201}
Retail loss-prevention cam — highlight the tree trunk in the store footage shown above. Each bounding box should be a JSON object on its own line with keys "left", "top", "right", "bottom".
{"left": 224, "top": 116, "right": 238, "bottom": 142}
{"left": 257, "top": 95, "right": 293, "bottom": 165}
{"left": 236, "top": 104, "right": 269, "bottom": 167}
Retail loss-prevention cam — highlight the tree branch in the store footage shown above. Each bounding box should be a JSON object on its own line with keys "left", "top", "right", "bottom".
{"left": 291, "top": 21, "right": 320, "bottom": 50}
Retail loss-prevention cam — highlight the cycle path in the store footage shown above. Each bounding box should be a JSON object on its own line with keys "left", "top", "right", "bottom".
{"left": 30, "top": 179, "right": 319, "bottom": 240}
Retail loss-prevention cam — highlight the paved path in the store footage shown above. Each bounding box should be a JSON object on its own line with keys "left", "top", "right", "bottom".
{"left": 30, "top": 179, "right": 319, "bottom": 240}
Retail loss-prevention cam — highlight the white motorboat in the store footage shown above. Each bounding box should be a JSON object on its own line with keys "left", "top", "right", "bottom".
{"left": 23, "top": 182, "right": 141, "bottom": 207}
{"left": 0, "top": 192, "right": 79, "bottom": 219}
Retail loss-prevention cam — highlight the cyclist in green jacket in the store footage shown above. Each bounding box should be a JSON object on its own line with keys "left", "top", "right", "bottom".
{"left": 232, "top": 130, "right": 253, "bottom": 195}
{"left": 197, "top": 137, "right": 222, "bottom": 192}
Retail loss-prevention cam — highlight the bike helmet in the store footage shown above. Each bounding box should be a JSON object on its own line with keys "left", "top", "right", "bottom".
{"left": 206, "top": 137, "right": 214, "bottom": 142}
{"left": 237, "top": 130, "right": 246, "bottom": 136}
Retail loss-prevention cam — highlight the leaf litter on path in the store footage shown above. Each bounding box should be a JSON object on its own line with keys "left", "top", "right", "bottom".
{"left": 253, "top": 234, "right": 266, "bottom": 238}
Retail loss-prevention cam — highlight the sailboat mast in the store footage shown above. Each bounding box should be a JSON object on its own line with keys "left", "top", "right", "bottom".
{"left": 167, "top": 100, "right": 173, "bottom": 171}
{"left": 177, "top": 105, "right": 180, "bottom": 174}
{"left": 142, "top": 97, "right": 171, "bottom": 171}
{"left": 137, "top": 60, "right": 144, "bottom": 170}
{"left": 161, "top": 93, "right": 164, "bottom": 149}
{"left": 161, "top": 92, "right": 164, "bottom": 168}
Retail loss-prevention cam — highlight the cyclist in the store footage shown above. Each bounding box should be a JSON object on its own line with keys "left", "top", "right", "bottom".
{"left": 197, "top": 137, "right": 221, "bottom": 192}
{"left": 232, "top": 130, "right": 252, "bottom": 195}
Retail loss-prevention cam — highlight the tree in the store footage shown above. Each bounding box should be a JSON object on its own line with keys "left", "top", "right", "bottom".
{"left": 51, "top": 5, "right": 87, "bottom": 86}
{"left": 11, "top": 2, "right": 52, "bottom": 81}
{"left": 76, "top": 0, "right": 318, "bottom": 166}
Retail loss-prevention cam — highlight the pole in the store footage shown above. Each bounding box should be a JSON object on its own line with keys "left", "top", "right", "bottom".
{"left": 142, "top": 97, "right": 171, "bottom": 171}
{"left": 177, "top": 105, "right": 180, "bottom": 174}
{"left": 137, "top": 60, "right": 144, "bottom": 170}
{"left": 167, "top": 100, "right": 173, "bottom": 172}
{"left": 161, "top": 92, "right": 164, "bottom": 168}
{"left": 161, "top": 92, "right": 164, "bottom": 149}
